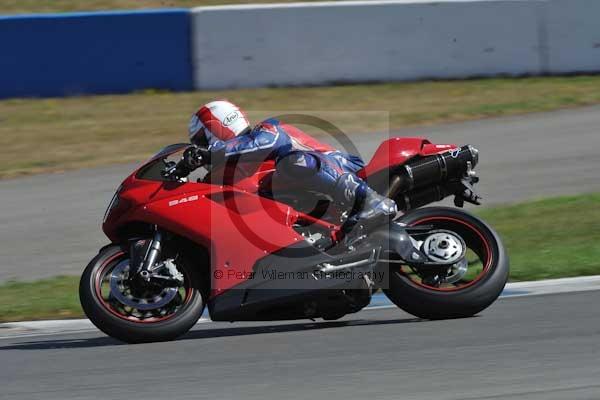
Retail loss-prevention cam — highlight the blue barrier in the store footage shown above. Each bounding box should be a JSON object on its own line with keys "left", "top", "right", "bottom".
{"left": 0, "top": 9, "right": 193, "bottom": 98}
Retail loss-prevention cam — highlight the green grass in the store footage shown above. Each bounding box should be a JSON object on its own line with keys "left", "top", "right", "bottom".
{"left": 479, "top": 193, "right": 600, "bottom": 281}
{"left": 0, "top": 0, "right": 348, "bottom": 14}
{"left": 4, "top": 76, "right": 600, "bottom": 178}
{"left": 1, "top": 192, "right": 599, "bottom": 322}
{"left": 0, "top": 276, "right": 81, "bottom": 322}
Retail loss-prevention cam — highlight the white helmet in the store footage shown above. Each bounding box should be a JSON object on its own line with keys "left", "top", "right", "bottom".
{"left": 188, "top": 100, "right": 250, "bottom": 146}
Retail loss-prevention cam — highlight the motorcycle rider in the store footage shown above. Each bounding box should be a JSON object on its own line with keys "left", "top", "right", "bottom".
{"left": 181, "top": 100, "right": 397, "bottom": 227}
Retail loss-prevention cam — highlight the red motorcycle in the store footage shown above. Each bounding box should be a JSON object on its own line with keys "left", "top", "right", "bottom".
{"left": 80, "top": 137, "right": 509, "bottom": 343}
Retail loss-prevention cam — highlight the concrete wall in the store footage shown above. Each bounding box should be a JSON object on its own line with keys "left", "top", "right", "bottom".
{"left": 544, "top": 0, "right": 600, "bottom": 73}
{"left": 1, "top": 0, "right": 598, "bottom": 98}
{"left": 190, "top": 0, "right": 600, "bottom": 90}
{"left": 0, "top": 10, "right": 193, "bottom": 98}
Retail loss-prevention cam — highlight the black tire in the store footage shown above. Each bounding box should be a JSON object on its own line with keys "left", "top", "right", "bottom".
{"left": 383, "top": 207, "right": 509, "bottom": 320}
{"left": 79, "top": 245, "right": 205, "bottom": 343}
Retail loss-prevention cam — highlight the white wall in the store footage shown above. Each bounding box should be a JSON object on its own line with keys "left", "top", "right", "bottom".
{"left": 545, "top": 0, "right": 600, "bottom": 73}
{"left": 190, "top": 0, "right": 600, "bottom": 90}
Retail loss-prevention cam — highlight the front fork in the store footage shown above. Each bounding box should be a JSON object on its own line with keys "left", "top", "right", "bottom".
{"left": 140, "top": 231, "right": 162, "bottom": 275}
{"left": 130, "top": 229, "right": 185, "bottom": 287}
{"left": 130, "top": 229, "right": 163, "bottom": 282}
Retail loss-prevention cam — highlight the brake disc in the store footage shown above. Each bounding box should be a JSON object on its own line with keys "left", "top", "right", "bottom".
{"left": 445, "top": 257, "right": 469, "bottom": 284}
{"left": 109, "top": 260, "right": 178, "bottom": 311}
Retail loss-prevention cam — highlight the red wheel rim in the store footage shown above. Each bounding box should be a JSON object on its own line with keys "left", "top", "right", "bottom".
{"left": 397, "top": 216, "right": 494, "bottom": 292}
{"left": 94, "top": 251, "right": 194, "bottom": 323}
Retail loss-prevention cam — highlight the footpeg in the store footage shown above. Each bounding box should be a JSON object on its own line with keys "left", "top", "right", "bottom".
{"left": 318, "top": 248, "right": 379, "bottom": 274}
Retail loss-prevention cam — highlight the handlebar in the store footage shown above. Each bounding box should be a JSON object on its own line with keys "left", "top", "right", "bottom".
{"left": 161, "top": 146, "right": 208, "bottom": 180}
{"left": 161, "top": 160, "right": 190, "bottom": 180}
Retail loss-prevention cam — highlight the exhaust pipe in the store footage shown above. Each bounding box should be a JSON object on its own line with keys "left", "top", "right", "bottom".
{"left": 388, "top": 145, "right": 479, "bottom": 210}
{"left": 396, "top": 145, "right": 479, "bottom": 192}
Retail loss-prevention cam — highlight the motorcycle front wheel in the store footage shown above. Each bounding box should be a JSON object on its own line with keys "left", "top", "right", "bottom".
{"left": 383, "top": 207, "right": 509, "bottom": 320}
{"left": 80, "top": 245, "right": 205, "bottom": 343}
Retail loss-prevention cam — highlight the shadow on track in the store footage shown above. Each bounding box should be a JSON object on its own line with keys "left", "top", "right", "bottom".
{"left": 0, "top": 317, "right": 423, "bottom": 351}
{"left": 181, "top": 317, "right": 423, "bottom": 342}
{"left": 0, "top": 336, "right": 123, "bottom": 350}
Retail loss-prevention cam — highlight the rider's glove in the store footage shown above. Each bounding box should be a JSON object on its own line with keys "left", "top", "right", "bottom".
{"left": 182, "top": 146, "right": 210, "bottom": 170}
{"left": 162, "top": 161, "right": 191, "bottom": 180}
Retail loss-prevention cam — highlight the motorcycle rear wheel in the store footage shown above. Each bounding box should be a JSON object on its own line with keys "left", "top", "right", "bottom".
{"left": 383, "top": 207, "right": 509, "bottom": 320}
{"left": 80, "top": 245, "right": 205, "bottom": 343}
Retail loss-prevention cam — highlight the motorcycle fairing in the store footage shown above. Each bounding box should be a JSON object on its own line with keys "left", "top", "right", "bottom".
{"left": 358, "top": 137, "right": 457, "bottom": 179}
{"left": 205, "top": 159, "right": 277, "bottom": 193}
{"left": 208, "top": 241, "right": 374, "bottom": 321}
{"left": 104, "top": 173, "right": 342, "bottom": 296}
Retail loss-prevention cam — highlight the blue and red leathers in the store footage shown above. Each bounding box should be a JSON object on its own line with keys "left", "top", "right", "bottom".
{"left": 204, "top": 118, "right": 397, "bottom": 221}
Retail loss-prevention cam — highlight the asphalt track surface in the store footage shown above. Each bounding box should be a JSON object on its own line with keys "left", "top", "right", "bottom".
{"left": 1, "top": 290, "right": 599, "bottom": 400}
{"left": 2, "top": 106, "right": 600, "bottom": 281}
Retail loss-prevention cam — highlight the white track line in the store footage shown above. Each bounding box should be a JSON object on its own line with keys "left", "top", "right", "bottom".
{"left": 0, "top": 317, "right": 211, "bottom": 340}
{"left": 2, "top": 276, "right": 600, "bottom": 339}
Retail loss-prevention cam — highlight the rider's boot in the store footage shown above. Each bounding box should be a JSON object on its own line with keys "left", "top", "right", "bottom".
{"left": 334, "top": 173, "right": 398, "bottom": 231}
{"left": 354, "top": 186, "right": 398, "bottom": 222}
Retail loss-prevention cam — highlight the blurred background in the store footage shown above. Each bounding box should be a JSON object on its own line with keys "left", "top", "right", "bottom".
{"left": 0, "top": 1, "right": 599, "bottom": 399}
